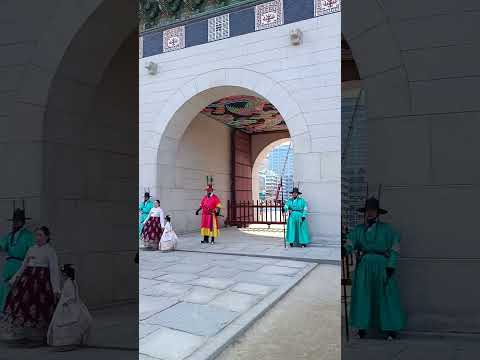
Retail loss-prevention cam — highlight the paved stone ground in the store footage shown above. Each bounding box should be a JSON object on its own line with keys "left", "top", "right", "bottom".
{"left": 139, "top": 250, "right": 316, "bottom": 360}
{"left": 0, "top": 303, "right": 138, "bottom": 359}
{"left": 171, "top": 227, "right": 339, "bottom": 262}
{"left": 0, "top": 347, "right": 137, "bottom": 360}
{"left": 342, "top": 330, "right": 480, "bottom": 360}
{"left": 216, "top": 264, "right": 341, "bottom": 360}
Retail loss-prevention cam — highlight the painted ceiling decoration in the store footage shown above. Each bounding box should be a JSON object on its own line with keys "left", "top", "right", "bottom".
{"left": 201, "top": 95, "right": 288, "bottom": 134}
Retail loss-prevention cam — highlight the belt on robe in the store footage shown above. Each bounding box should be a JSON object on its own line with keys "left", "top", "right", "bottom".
{"left": 6, "top": 256, "right": 23, "bottom": 261}
{"left": 359, "top": 250, "right": 390, "bottom": 257}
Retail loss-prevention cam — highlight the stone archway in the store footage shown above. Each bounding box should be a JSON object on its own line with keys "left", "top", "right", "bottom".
{"left": 141, "top": 69, "right": 310, "bottom": 193}
{"left": 140, "top": 68, "right": 339, "bottom": 244}
{"left": 342, "top": 1, "right": 480, "bottom": 332}
{"left": 1, "top": 0, "right": 138, "bottom": 308}
{"left": 41, "top": 0, "right": 138, "bottom": 306}
{"left": 141, "top": 68, "right": 311, "bottom": 198}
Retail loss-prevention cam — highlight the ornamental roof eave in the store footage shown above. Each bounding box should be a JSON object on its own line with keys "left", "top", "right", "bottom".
{"left": 140, "top": 0, "right": 265, "bottom": 35}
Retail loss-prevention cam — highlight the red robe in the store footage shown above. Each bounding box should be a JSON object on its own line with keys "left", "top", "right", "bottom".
{"left": 200, "top": 194, "right": 222, "bottom": 237}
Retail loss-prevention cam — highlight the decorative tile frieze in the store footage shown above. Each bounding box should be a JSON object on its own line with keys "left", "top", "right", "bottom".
{"left": 208, "top": 13, "right": 230, "bottom": 42}
{"left": 315, "top": 0, "right": 341, "bottom": 17}
{"left": 163, "top": 26, "right": 185, "bottom": 52}
{"left": 255, "top": 0, "right": 284, "bottom": 31}
{"left": 139, "top": 36, "right": 143, "bottom": 58}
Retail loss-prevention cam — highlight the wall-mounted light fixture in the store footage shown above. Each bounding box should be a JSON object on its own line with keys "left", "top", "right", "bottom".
{"left": 289, "top": 28, "right": 303, "bottom": 46}
{"left": 145, "top": 61, "right": 158, "bottom": 75}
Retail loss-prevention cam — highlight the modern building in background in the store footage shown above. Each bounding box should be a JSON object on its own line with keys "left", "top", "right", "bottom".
{"left": 257, "top": 142, "right": 294, "bottom": 201}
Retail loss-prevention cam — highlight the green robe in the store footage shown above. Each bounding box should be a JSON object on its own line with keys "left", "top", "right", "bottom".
{"left": 345, "top": 221, "right": 406, "bottom": 331}
{"left": 284, "top": 197, "right": 310, "bottom": 245}
{"left": 139, "top": 199, "right": 154, "bottom": 236}
{"left": 0, "top": 227, "right": 34, "bottom": 311}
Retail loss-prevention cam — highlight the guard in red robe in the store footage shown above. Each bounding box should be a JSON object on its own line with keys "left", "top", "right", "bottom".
{"left": 195, "top": 182, "right": 222, "bottom": 245}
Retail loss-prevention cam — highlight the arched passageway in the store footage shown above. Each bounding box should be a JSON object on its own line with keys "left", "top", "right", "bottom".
{"left": 342, "top": 0, "right": 480, "bottom": 332}
{"left": 141, "top": 68, "right": 340, "bottom": 245}
{"left": 42, "top": 0, "right": 138, "bottom": 306}
{"left": 252, "top": 137, "right": 293, "bottom": 201}
{"left": 152, "top": 83, "right": 299, "bottom": 235}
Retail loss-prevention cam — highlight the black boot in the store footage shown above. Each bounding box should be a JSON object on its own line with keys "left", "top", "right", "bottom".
{"left": 210, "top": 237, "right": 215, "bottom": 244}
{"left": 289, "top": 243, "right": 293, "bottom": 247}
{"left": 357, "top": 329, "right": 367, "bottom": 339}
{"left": 202, "top": 236, "right": 209, "bottom": 244}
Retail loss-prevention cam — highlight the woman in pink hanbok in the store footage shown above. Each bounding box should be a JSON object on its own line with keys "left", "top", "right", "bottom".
{"left": 141, "top": 200, "right": 165, "bottom": 250}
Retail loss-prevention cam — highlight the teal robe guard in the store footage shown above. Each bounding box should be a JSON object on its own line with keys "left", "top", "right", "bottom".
{"left": 139, "top": 199, "right": 154, "bottom": 236}
{"left": 0, "top": 227, "right": 34, "bottom": 311}
{"left": 345, "top": 221, "right": 406, "bottom": 332}
{"left": 284, "top": 197, "right": 311, "bottom": 245}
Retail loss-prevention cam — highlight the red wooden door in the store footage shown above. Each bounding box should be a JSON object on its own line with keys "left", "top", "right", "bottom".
{"left": 231, "top": 130, "right": 252, "bottom": 224}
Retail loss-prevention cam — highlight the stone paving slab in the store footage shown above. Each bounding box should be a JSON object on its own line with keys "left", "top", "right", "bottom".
{"left": 140, "top": 269, "right": 169, "bottom": 279}
{"left": 274, "top": 259, "right": 310, "bottom": 268}
{"left": 143, "top": 281, "right": 192, "bottom": 297}
{"left": 230, "top": 282, "right": 273, "bottom": 296}
{"left": 257, "top": 265, "right": 302, "bottom": 276}
{"left": 140, "top": 278, "right": 162, "bottom": 290}
{"left": 198, "top": 265, "right": 243, "bottom": 278}
{"left": 160, "top": 273, "right": 199, "bottom": 283}
{"left": 139, "top": 250, "right": 317, "bottom": 360}
{"left": 191, "top": 277, "right": 237, "bottom": 290}
{"left": 140, "top": 326, "right": 206, "bottom": 360}
{"left": 164, "top": 263, "right": 213, "bottom": 274}
{"left": 174, "top": 227, "right": 340, "bottom": 262}
{"left": 186, "top": 262, "right": 318, "bottom": 360}
{"left": 232, "top": 271, "right": 293, "bottom": 286}
{"left": 210, "top": 291, "right": 262, "bottom": 313}
{"left": 140, "top": 296, "right": 179, "bottom": 321}
{"left": 144, "top": 302, "right": 239, "bottom": 336}
{"left": 140, "top": 323, "right": 163, "bottom": 339}
{"left": 212, "top": 260, "right": 265, "bottom": 271}
{"left": 182, "top": 286, "right": 223, "bottom": 304}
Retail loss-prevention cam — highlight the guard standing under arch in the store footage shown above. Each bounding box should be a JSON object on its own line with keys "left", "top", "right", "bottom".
{"left": 195, "top": 177, "right": 223, "bottom": 245}
{"left": 283, "top": 186, "right": 311, "bottom": 247}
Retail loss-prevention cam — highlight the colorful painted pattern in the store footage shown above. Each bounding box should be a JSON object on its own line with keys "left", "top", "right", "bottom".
{"left": 201, "top": 96, "right": 287, "bottom": 134}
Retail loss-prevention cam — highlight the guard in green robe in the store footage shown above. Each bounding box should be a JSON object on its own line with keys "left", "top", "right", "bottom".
{"left": 343, "top": 197, "right": 406, "bottom": 340}
{"left": 283, "top": 187, "right": 311, "bottom": 247}
{"left": 139, "top": 192, "right": 154, "bottom": 237}
{"left": 0, "top": 208, "right": 34, "bottom": 312}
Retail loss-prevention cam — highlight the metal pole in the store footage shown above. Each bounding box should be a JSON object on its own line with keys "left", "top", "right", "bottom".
{"left": 343, "top": 278, "right": 350, "bottom": 342}
{"left": 282, "top": 185, "right": 286, "bottom": 248}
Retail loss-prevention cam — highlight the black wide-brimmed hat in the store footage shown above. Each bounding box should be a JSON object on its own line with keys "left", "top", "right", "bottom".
{"left": 290, "top": 187, "right": 302, "bottom": 195}
{"left": 357, "top": 197, "right": 388, "bottom": 214}
{"left": 8, "top": 208, "right": 31, "bottom": 222}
